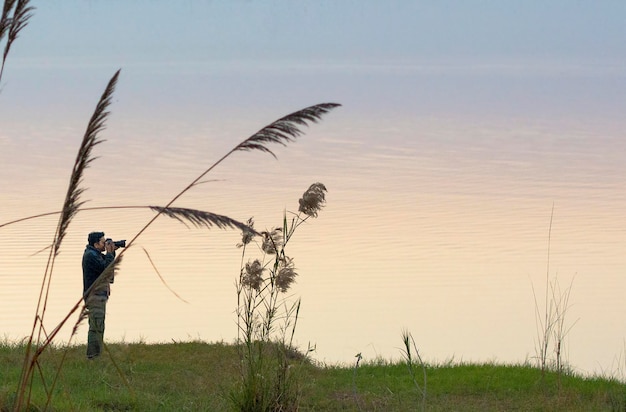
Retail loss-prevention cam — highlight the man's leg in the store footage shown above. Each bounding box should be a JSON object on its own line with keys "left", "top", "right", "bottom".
{"left": 86, "top": 295, "right": 107, "bottom": 359}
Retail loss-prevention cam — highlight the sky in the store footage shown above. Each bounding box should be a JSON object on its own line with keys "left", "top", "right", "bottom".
{"left": 10, "top": 1, "right": 626, "bottom": 67}
{"left": 4, "top": 0, "right": 625, "bottom": 125}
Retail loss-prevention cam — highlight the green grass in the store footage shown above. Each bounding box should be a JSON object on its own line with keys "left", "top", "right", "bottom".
{"left": 2, "top": 341, "right": 626, "bottom": 411}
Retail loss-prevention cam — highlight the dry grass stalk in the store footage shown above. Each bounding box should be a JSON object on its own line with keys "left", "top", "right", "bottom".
{"left": 532, "top": 204, "right": 577, "bottom": 385}
{"left": 232, "top": 183, "right": 330, "bottom": 411}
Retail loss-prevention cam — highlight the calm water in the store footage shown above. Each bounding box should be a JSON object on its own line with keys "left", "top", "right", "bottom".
{"left": 1, "top": 62, "right": 625, "bottom": 377}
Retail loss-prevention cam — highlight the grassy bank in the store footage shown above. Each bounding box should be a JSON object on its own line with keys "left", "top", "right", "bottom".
{"left": 1, "top": 341, "right": 625, "bottom": 411}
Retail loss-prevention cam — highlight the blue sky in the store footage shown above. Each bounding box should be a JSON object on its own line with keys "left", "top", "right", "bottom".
{"left": 11, "top": 0, "right": 626, "bottom": 66}
{"left": 3, "top": 1, "right": 625, "bottom": 124}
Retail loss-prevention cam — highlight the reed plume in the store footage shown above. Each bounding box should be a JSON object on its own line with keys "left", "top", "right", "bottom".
{"left": 0, "top": 0, "right": 15, "bottom": 40}
{"left": 234, "top": 103, "right": 341, "bottom": 158}
{"left": 149, "top": 206, "right": 261, "bottom": 235}
{"left": 298, "top": 182, "right": 327, "bottom": 218}
{"left": 0, "top": 205, "right": 255, "bottom": 229}
{"left": 57, "top": 70, "right": 120, "bottom": 253}
{"left": 14, "top": 69, "right": 121, "bottom": 411}
{"left": 0, "top": 0, "right": 33, "bottom": 82}
{"left": 173, "top": 102, "right": 341, "bottom": 198}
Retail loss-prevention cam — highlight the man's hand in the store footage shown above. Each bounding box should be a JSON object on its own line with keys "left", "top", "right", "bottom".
{"left": 105, "top": 241, "right": 116, "bottom": 254}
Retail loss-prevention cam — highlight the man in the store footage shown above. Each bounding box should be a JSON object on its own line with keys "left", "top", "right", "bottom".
{"left": 82, "top": 231, "right": 118, "bottom": 359}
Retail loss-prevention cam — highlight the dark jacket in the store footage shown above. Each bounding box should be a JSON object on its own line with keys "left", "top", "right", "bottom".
{"left": 82, "top": 245, "right": 115, "bottom": 299}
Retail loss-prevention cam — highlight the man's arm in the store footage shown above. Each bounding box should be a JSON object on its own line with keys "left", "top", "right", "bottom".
{"left": 104, "top": 242, "right": 116, "bottom": 283}
{"left": 84, "top": 250, "right": 115, "bottom": 276}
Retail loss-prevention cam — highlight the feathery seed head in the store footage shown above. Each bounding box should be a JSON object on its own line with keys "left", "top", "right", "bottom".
{"left": 276, "top": 257, "right": 298, "bottom": 293}
{"left": 237, "top": 217, "right": 256, "bottom": 248}
{"left": 261, "top": 228, "right": 283, "bottom": 255}
{"left": 242, "top": 259, "right": 264, "bottom": 291}
{"left": 298, "top": 182, "right": 327, "bottom": 218}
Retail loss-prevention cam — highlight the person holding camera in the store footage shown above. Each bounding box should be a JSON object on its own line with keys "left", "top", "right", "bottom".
{"left": 82, "top": 231, "right": 119, "bottom": 359}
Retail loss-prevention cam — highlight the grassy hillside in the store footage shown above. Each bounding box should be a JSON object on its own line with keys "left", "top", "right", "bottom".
{"left": 1, "top": 341, "right": 625, "bottom": 411}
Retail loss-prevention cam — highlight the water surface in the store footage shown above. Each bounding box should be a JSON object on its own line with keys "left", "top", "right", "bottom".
{"left": 1, "top": 61, "right": 625, "bottom": 377}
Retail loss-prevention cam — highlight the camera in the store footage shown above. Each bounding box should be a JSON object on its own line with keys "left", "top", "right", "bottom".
{"left": 106, "top": 238, "right": 126, "bottom": 248}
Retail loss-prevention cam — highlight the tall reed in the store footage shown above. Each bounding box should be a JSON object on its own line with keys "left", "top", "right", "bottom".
{"left": 231, "top": 183, "right": 327, "bottom": 411}
{"left": 14, "top": 69, "right": 121, "bottom": 411}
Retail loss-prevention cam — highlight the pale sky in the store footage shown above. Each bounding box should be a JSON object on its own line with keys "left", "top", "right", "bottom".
{"left": 4, "top": 0, "right": 624, "bottom": 122}
{"left": 10, "top": 1, "right": 626, "bottom": 66}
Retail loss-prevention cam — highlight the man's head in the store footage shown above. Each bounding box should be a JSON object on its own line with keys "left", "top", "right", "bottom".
{"left": 88, "top": 231, "right": 106, "bottom": 251}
